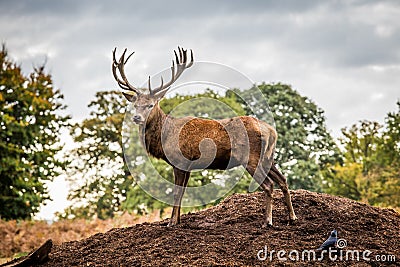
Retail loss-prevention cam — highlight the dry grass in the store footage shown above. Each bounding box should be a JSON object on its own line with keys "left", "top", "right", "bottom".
{"left": 0, "top": 209, "right": 171, "bottom": 261}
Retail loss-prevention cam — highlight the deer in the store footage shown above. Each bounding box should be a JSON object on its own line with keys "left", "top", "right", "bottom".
{"left": 112, "top": 47, "right": 297, "bottom": 227}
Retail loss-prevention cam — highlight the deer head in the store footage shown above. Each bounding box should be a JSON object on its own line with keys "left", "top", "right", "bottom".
{"left": 112, "top": 47, "right": 193, "bottom": 124}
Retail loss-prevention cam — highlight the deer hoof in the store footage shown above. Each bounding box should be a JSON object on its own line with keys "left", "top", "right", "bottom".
{"left": 262, "top": 222, "right": 273, "bottom": 229}
{"left": 288, "top": 216, "right": 298, "bottom": 225}
{"left": 167, "top": 220, "right": 179, "bottom": 227}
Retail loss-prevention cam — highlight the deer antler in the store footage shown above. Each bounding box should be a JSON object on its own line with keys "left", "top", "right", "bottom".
{"left": 149, "top": 46, "right": 194, "bottom": 96}
{"left": 112, "top": 48, "right": 141, "bottom": 96}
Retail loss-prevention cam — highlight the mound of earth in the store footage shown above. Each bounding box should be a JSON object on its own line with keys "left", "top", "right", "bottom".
{"left": 38, "top": 190, "right": 399, "bottom": 266}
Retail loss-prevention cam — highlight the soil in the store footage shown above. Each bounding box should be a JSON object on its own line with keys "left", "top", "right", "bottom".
{"left": 38, "top": 190, "right": 399, "bottom": 266}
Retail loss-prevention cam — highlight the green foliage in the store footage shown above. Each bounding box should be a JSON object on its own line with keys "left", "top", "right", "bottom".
{"left": 62, "top": 91, "right": 133, "bottom": 219}
{"left": 323, "top": 105, "right": 400, "bottom": 208}
{"left": 341, "top": 120, "right": 381, "bottom": 175}
{"left": 0, "top": 45, "right": 69, "bottom": 220}
{"left": 377, "top": 101, "right": 400, "bottom": 168}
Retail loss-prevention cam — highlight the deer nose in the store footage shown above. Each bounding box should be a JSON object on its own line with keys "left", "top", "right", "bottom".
{"left": 133, "top": 115, "right": 142, "bottom": 121}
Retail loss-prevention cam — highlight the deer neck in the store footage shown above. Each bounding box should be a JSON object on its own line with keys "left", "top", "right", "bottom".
{"left": 141, "top": 104, "right": 167, "bottom": 160}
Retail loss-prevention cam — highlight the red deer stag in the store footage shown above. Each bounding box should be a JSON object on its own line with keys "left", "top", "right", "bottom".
{"left": 112, "top": 47, "right": 297, "bottom": 227}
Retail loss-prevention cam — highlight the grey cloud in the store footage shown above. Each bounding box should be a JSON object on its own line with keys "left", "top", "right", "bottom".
{"left": 0, "top": 0, "right": 399, "bottom": 134}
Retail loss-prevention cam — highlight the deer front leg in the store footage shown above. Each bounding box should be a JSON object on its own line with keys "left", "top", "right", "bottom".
{"left": 168, "top": 168, "right": 190, "bottom": 227}
{"left": 246, "top": 159, "right": 274, "bottom": 227}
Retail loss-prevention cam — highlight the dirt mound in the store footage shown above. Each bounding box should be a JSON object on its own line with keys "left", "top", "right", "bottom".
{"left": 39, "top": 190, "right": 399, "bottom": 266}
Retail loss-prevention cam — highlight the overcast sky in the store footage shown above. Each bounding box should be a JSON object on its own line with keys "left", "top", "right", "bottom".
{"left": 1, "top": 0, "right": 399, "bottom": 136}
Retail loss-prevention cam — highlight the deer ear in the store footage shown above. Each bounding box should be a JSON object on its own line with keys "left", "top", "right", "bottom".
{"left": 122, "top": 92, "right": 137, "bottom": 102}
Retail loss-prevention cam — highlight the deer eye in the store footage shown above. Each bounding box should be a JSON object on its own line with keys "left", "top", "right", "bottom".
{"left": 148, "top": 104, "right": 154, "bottom": 109}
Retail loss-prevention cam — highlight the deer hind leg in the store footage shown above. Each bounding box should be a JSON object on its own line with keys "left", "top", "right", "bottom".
{"left": 268, "top": 164, "right": 297, "bottom": 223}
{"left": 260, "top": 178, "right": 274, "bottom": 227}
{"left": 168, "top": 168, "right": 190, "bottom": 227}
{"left": 245, "top": 158, "right": 274, "bottom": 227}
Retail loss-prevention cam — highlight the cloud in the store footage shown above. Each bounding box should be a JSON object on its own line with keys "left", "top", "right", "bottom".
{"left": 0, "top": 0, "right": 399, "bottom": 135}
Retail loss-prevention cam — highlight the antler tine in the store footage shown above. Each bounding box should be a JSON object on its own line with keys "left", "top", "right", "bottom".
{"left": 159, "top": 76, "right": 164, "bottom": 90}
{"left": 112, "top": 48, "right": 140, "bottom": 95}
{"left": 117, "top": 50, "right": 138, "bottom": 92}
{"left": 148, "top": 76, "right": 152, "bottom": 93}
{"left": 112, "top": 48, "right": 126, "bottom": 83}
{"left": 150, "top": 47, "right": 194, "bottom": 96}
{"left": 182, "top": 48, "right": 187, "bottom": 63}
{"left": 187, "top": 49, "right": 194, "bottom": 68}
{"left": 171, "top": 60, "right": 176, "bottom": 81}
{"left": 174, "top": 50, "right": 180, "bottom": 66}
{"left": 124, "top": 50, "right": 134, "bottom": 64}
{"left": 179, "top": 46, "right": 184, "bottom": 62}
{"left": 112, "top": 48, "right": 128, "bottom": 89}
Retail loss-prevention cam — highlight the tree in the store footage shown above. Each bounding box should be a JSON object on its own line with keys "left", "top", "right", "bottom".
{"left": 377, "top": 101, "right": 400, "bottom": 168}
{"left": 322, "top": 121, "right": 382, "bottom": 202}
{"left": 63, "top": 91, "right": 132, "bottom": 219}
{"left": 323, "top": 107, "right": 400, "bottom": 208}
{"left": 341, "top": 120, "right": 381, "bottom": 175}
{"left": 235, "top": 83, "right": 340, "bottom": 191}
{"left": 375, "top": 101, "right": 400, "bottom": 208}
{"left": 0, "top": 45, "right": 69, "bottom": 220}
